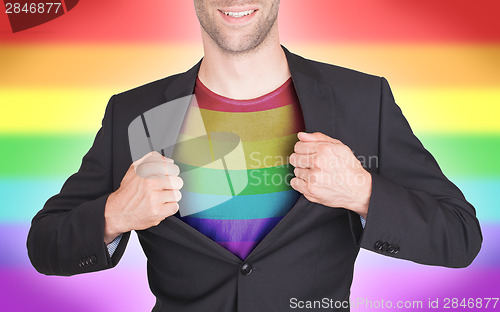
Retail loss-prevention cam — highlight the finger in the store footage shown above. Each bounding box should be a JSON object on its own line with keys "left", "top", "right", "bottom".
{"left": 165, "top": 163, "right": 180, "bottom": 176}
{"left": 125, "top": 151, "right": 160, "bottom": 182}
{"left": 150, "top": 175, "right": 183, "bottom": 191}
{"left": 289, "top": 153, "right": 315, "bottom": 168}
{"left": 290, "top": 177, "right": 314, "bottom": 197}
{"left": 133, "top": 151, "right": 161, "bottom": 166}
{"left": 142, "top": 153, "right": 175, "bottom": 165}
{"left": 294, "top": 141, "right": 331, "bottom": 154}
{"left": 135, "top": 162, "right": 167, "bottom": 179}
{"left": 290, "top": 176, "right": 306, "bottom": 192}
{"left": 158, "top": 190, "right": 182, "bottom": 203}
{"left": 298, "top": 132, "right": 342, "bottom": 144}
{"left": 160, "top": 176, "right": 184, "bottom": 190}
{"left": 136, "top": 162, "right": 180, "bottom": 179}
{"left": 164, "top": 157, "right": 174, "bottom": 163}
{"left": 293, "top": 167, "right": 310, "bottom": 181}
{"left": 290, "top": 177, "right": 319, "bottom": 203}
{"left": 162, "top": 202, "right": 180, "bottom": 216}
{"left": 295, "top": 167, "right": 325, "bottom": 185}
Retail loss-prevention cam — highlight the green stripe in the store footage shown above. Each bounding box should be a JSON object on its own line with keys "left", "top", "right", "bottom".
{"left": 0, "top": 134, "right": 94, "bottom": 177}
{"left": 418, "top": 134, "right": 500, "bottom": 178}
{"left": 1, "top": 134, "right": 499, "bottom": 178}
{"left": 178, "top": 162, "right": 294, "bottom": 195}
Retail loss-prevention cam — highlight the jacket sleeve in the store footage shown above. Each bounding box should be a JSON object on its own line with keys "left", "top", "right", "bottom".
{"left": 355, "top": 77, "right": 482, "bottom": 268}
{"left": 26, "top": 95, "right": 130, "bottom": 276}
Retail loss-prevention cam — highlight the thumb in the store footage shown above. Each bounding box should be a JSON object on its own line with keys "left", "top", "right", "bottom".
{"left": 127, "top": 151, "right": 173, "bottom": 178}
{"left": 298, "top": 132, "right": 340, "bottom": 143}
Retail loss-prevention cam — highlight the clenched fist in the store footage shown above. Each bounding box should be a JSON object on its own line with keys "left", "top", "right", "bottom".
{"left": 104, "top": 151, "right": 183, "bottom": 244}
{"left": 289, "top": 132, "right": 372, "bottom": 219}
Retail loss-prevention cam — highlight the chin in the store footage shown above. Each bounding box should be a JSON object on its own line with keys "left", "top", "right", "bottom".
{"left": 219, "top": 35, "right": 263, "bottom": 54}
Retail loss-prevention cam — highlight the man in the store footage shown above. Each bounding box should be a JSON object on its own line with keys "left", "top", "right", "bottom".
{"left": 27, "top": 1, "right": 482, "bottom": 311}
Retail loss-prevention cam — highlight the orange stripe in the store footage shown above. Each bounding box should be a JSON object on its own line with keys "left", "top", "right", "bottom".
{"left": 1, "top": 44, "right": 498, "bottom": 88}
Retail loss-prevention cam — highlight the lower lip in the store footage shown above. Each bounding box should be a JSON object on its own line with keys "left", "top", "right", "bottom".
{"left": 219, "top": 10, "right": 258, "bottom": 24}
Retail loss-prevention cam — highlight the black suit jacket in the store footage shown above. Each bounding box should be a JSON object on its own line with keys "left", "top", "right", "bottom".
{"left": 27, "top": 46, "right": 482, "bottom": 311}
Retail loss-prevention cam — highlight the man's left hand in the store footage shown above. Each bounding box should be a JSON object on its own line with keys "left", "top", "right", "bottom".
{"left": 289, "top": 132, "right": 372, "bottom": 219}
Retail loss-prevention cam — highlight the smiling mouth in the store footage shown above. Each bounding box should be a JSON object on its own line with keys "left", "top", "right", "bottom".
{"left": 219, "top": 9, "right": 257, "bottom": 18}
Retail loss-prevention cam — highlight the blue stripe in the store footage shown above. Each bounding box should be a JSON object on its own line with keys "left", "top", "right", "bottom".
{"left": 1, "top": 178, "right": 499, "bottom": 223}
{"left": 180, "top": 189, "right": 301, "bottom": 219}
{"left": 0, "top": 178, "right": 66, "bottom": 222}
{"left": 452, "top": 178, "right": 500, "bottom": 223}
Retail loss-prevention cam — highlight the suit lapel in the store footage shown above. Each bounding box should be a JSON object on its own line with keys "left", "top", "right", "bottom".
{"left": 244, "top": 47, "right": 337, "bottom": 259}
{"left": 162, "top": 61, "right": 200, "bottom": 102}
{"left": 155, "top": 46, "right": 337, "bottom": 262}
{"left": 283, "top": 46, "right": 336, "bottom": 136}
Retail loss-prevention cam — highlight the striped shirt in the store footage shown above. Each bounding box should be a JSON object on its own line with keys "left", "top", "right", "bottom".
{"left": 173, "top": 77, "right": 305, "bottom": 260}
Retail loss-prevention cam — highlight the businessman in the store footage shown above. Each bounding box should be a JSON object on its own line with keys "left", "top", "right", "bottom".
{"left": 27, "top": 1, "right": 482, "bottom": 311}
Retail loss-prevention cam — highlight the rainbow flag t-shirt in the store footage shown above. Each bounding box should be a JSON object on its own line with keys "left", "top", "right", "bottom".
{"left": 173, "top": 77, "right": 305, "bottom": 260}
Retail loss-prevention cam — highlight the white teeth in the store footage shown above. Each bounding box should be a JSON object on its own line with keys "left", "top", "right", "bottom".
{"left": 222, "top": 10, "right": 255, "bottom": 18}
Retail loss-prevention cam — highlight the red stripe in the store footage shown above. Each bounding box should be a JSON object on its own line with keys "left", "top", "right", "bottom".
{"left": 194, "top": 77, "right": 297, "bottom": 112}
{"left": 280, "top": 0, "right": 500, "bottom": 43}
{"left": 1, "top": 0, "right": 499, "bottom": 42}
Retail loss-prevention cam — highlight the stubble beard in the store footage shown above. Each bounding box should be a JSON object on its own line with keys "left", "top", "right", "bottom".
{"left": 196, "top": 1, "right": 280, "bottom": 55}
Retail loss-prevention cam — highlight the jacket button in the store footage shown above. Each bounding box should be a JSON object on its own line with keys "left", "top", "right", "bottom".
{"left": 79, "top": 259, "right": 87, "bottom": 267}
{"left": 393, "top": 245, "right": 400, "bottom": 254}
{"left": 374, "top": 241, "right": 383, "bottom": 251}
{"left": 240, "top": 263, "right": 253, "bottom": 276}
{"left": 381, "top": 242, "right": 389, "bottom": 252}
{"left": 387, "top": 244, "right": 395, "bottom": 254}
{"left": 89, "top": 256, "right": 97, "bottom": 265}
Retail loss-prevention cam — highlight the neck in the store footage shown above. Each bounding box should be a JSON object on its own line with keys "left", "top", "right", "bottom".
{"left": 198, "top": 26, "right": 291, "bottom": 100}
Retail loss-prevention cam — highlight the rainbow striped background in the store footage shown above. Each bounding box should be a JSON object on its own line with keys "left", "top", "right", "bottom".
{"left": 1, "top": 0, "right": 499, "bottom": 311}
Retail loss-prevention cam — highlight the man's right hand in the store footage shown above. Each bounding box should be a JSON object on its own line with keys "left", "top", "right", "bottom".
{"left": 103, "top": 151, "right": 183, "bottom": 244}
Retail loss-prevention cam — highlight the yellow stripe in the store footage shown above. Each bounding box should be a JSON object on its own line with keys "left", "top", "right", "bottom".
{"left": 395, "top": 87, "right": 500, "bottom": 134}
{"left": 1, "top": 44, "right": 499, "bottom": 88}
{"left": 0, "top": 88, "right": 110, "bottom": 133}
{"left": 1, "top": 87, "right": 499, "bottom": 134}
{"left": 244, "top": 134, "right": 298, "bottom": 169}
{"left": 173, "top": 133, "right": 298, "bottom": 169}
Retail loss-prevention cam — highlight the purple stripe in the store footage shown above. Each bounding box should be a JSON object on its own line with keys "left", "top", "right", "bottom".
{"left": 216, "top": 241, "right": 258, "bottom": 260}
{"left": 179, "top": 216, "right": 283, "bottom": 243}
{"left": 0, "top": 268, "right": 153, "bottom": 312}
{"left": 1, "top": 268, "right": 499, "bottom": 311}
